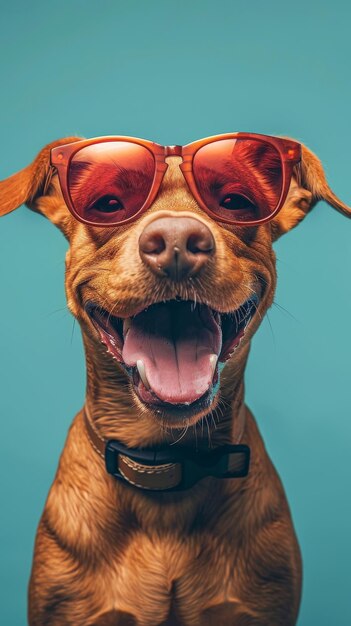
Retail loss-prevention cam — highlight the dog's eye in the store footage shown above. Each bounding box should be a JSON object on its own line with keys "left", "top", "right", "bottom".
{"left": 219, "top": 194, "right": 256, "bottom": 212}
{"left": 91, "top": 195, "right": 124, "bottom": 213}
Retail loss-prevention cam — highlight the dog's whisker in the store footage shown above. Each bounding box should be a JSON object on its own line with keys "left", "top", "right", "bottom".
{"left": 205, "top": 415, "right": 213, "bottom": 448}
{"left": 160, "top": 416, "right": 170, "bottom": 438}
{"left": 234, "top": 309, "right": 240, "bottom": 332}
{"left": 108, "top": 299, "right": 121, "bottom": 323}
{"left": 193, "top": 423, "right": 198, "bottom": 451}
{"left": 265, "top": 311, "right": 276, "bottom": 348}
{"left": 170, "top": 423, "right": 189, "bottom": 446}
{"left": 70, "top": 318, "right": 76, "bottom": 345}
{"left": 46, "top": 306, "right": 71, "bottom": 317}
{"left": 215, "top": 401, "right": 224, "bottom": 421}
{"left": 210, "top": 412, "right": 217, "bottom": 432}
{"left": 192, "top": 287, "right": 197, "bottom": 308}
{"left": 253, "top": 272, "right": 270, "bottom": 287}
{"left": 272, "top": 301, "right": 300, "bottom": 323}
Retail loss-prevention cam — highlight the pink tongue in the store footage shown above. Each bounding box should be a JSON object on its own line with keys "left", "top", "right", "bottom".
{"left": 122, "top": 302, "right": 222, "bottom": 404}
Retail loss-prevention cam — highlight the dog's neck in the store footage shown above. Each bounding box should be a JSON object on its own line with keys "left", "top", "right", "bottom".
{"left": 82, "top": 331, "right": 250, "bottom": 449}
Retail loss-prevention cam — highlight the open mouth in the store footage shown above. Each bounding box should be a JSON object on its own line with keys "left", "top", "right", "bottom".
{"left": 85, "top": 296, "right": 259, "bottom": 415}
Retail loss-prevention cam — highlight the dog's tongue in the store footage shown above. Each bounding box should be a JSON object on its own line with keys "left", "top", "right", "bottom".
{"left": 122, "top": 302, "right": 222, "bottom": 404}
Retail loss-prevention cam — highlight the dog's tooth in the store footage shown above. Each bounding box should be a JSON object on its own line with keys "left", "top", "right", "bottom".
{"left": 209, "top": 354, "right": 218, "bottom": 378}
{"left": 136, "top": 359, "right": 151, "bottom": 390}
{"left": 123, "top": 318, "right": 132, "bottom": 337}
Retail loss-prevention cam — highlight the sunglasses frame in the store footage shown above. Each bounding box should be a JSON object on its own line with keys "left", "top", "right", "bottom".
{"left": 51, "top": 132, "right": 301, "bottom": 228}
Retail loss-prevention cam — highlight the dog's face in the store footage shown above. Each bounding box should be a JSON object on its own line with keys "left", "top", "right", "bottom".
{"left": 1, "top": 136, "right": 349, "bottom": 432}
{"left": 65, "top": 156, "right": 276, "bottom": 427}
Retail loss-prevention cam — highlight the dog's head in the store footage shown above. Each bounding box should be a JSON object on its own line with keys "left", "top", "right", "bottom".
{"left": 1, "top": 135, "right": 350, "bottom": 434}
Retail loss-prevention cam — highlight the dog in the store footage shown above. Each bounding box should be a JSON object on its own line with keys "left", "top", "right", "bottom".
{"left": 1, "top": 133, "right": 349, "bottom": 626}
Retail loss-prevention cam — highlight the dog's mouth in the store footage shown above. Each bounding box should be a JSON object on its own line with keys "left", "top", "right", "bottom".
{"left": 85, "top": 296, "right": 259, "bottom": 413}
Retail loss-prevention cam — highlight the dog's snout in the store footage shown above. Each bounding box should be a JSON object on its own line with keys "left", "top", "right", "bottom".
{"left": 139, "top": 216, "right": 215, "bottom": 281}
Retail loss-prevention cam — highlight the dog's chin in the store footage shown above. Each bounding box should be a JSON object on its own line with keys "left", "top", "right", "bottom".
{"left": 132, "top": 377, "right": 221, "bottom": 428}
{"left": 84, "top": 296, "right": 259, "bottom": 427}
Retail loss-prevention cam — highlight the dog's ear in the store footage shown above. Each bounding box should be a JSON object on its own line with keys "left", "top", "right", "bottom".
{"left": 0, "top": 137, "right": 82, "bottom": 233}
{"left": 271, "top": 141, "right": 351, "bottom": 240}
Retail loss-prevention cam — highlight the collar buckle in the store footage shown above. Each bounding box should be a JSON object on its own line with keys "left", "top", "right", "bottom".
{"left": 105, "top": 440, "right": 250, "bottom": 492}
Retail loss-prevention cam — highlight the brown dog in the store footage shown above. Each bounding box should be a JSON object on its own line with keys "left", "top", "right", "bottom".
{"left": 1, "top": 134, "right": 350, "bottom": 626}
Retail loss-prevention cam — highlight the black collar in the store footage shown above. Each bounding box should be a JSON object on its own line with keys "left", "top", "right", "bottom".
{"left": 83, "top": 405, "right": 250, "bottom": 493}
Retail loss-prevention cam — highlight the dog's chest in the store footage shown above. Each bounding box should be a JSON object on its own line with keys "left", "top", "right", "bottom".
{"left": 95, "top": 531, "right": 241, "bottom": 625}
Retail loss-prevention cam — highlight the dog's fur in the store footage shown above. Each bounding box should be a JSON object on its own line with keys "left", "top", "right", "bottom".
{"left": 1, "top": 137, "right": 350, "bottom": 626}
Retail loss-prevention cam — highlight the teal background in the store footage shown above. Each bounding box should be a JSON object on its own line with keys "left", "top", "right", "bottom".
{"left": 0, "top": 1, "right": 350, "bottom": 624}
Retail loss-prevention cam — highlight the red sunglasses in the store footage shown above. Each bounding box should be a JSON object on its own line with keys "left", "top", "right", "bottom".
{"left": 51, "top": 133, "right": 301, "bottom": 227}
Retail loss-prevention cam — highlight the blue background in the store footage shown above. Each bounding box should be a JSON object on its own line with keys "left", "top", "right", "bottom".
{"left": 0, "top": 1, "right": 350, "bottom": 624}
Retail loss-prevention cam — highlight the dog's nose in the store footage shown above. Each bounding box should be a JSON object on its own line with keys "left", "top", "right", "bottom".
{"left": 139, "top": 216, "right": 215, "bottom": 281}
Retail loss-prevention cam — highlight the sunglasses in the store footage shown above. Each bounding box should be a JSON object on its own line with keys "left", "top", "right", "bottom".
{"left": 51, "top": 133, "right": 301, "bottom": 228}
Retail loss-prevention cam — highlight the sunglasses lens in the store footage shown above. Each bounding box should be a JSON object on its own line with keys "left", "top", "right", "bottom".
{"left": 193, "top": 138, "right": 283, "bottom": 223}
{"left": 68, "top": 141, "right": 155, "bottom": 224}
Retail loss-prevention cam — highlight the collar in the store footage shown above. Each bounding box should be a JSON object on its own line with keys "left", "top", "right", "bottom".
{"left": 83, "top": 404, "right": 250, "bottom": 492}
